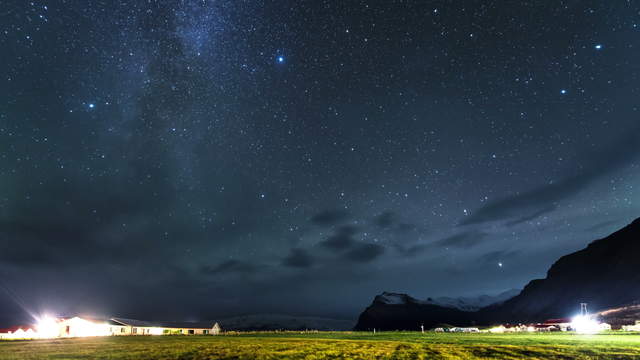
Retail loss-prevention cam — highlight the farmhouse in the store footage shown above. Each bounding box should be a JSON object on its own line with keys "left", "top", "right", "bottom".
{"left": 0, "top": 316, "right": 221, "bottom": 339}
{"left": 0, "top": 326, "right": 37, "bottom": 340}
{"left": 449, "top": 327, "right": 480, "bottom": 333}
{"left": 542, "top": 318, "right": 572, "bottom": 331}
{"left": 110, "top": 318, "right": 221, "bottom": 336}
{"left": 622, "top": 321, "right": 640, "bottom": 332}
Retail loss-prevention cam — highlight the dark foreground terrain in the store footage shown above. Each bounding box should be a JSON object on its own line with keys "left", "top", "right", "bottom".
{"left": 2, "top": 332, "right": 640, "bottom": 359}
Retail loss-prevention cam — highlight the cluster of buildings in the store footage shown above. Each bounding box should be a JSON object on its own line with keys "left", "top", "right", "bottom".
{"left": 487, "top": 318, "right": 575, "bottom": 333}
{"left": 433, "top": 317, "right": 617, "bottom": 334}
{"left": 434, "top": 327, "right": 480, "bottom": 333}
{"left": 622, "top": 321, "right": 640, "bottom": 332}
{"left": 485, "top": 317, "right": 613, "bottom": 333}
{"left": 433, "top": 304, "right": 640, "bottom": 334}
{"left": 0, "top": 316, "right": 221, "bottom": 340}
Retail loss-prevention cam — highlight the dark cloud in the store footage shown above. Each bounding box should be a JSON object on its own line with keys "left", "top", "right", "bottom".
{"left": 394, "top": 243, "right": 429, "bottom": 258}
{"left": 320, "top": 235, "right": 356, "bottom": 251}
{"left": 372, "top": 212, "right": 419, "bottom": 235}
{"left": 319, "top": 225, "right": 359, "bottom": 252}
{"left": 282, "top": 249, "right": 314, "bottom": 268}
{"left": 584, "top": 220, "right": 622, "bottom": 232}
{"left": 201, "top": 260, "right": 262, "bottom": 275}
{"left": 435, "top": 232, "right": 488, "bottom": 249}
{"left": 309, "top": 210, "right": 350, "bottom": 227}
{"left": 505, "top": 206, "right": 555, "bottom": 227}
{"left": 479, "top": 250, "right": 521, "bottom": 264}
{"left": 344, "top": 244, "right": 386, "bottom": 263}
{"left": 336, "top": 225, "right": 359, "bottom": 236}
{"left": 373, "top": 211, "right": 396, "bottom": 228}
{"left": 0, "top": 209, "right": 169, "bottom": 267}
{"left": 461, "top": 129, "right": 640, "bottom": 226}
{"left": 395, "top": 223, "right": 417, "bottom": 234}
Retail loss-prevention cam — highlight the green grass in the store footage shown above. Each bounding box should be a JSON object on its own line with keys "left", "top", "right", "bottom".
{"left": 2, "top": 332, "right": 640, "bottom": 359}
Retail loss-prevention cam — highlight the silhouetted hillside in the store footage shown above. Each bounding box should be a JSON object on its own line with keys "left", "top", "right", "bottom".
{"left": 356, "top": 218, "right": 640, "bottom": 330}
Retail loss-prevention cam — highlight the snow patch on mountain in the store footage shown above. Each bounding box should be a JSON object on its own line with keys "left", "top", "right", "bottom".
{"left": 377, "top": 289, "right": 520, "bottom": 312}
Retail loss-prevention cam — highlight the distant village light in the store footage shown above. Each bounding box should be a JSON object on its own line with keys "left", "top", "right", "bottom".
{"left": 36, "top": 316, "right": 59, "bottom": 339}
{"left": 571, "top": 315, "right": 600, "bottom": 334}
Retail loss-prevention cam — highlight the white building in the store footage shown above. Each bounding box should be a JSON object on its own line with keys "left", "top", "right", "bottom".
{"left": 450, "top": 327, "right": 480, "bottom": 333}
{"left": 0, "top": 326, "right": 38, "bottom": 340}
{"left": 622, "top": 321, "right": 640, "bottom": 332}
{"left": 1, "top": 316, "right": 221, "bottom": 339}
{"left": 110, "top": 318, "right": 221, "bottom": 336}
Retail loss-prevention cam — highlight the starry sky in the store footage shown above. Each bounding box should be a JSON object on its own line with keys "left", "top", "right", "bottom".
{"left": 1, "top": 0, "right": 640, "bottom": 325}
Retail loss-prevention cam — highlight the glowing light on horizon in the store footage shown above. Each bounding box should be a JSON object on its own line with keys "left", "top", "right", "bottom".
{"left": 65, "top": 317, "right": 111, "bottom": 337}
{"left": 149, "top": 327, "right": 164, "bottom": 335}
{"left": 36, "top": 316, "right": 59, "bottom": 338}
{"left": 571, "top": 315, "right": 600, "bottom": 334}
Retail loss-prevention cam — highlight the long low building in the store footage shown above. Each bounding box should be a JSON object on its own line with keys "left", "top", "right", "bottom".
{"left": 1, "top": 316, "right": 221, "bottom": 339}
{"left": 110, "top": 318, "right": 221, "bottom": 336}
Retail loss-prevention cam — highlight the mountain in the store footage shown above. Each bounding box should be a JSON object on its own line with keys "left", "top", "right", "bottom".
{"left": 376, "top": 289, "right": 519, "bottom": 312}
{"left": 427, "top": 289, "right": 520, "bottom": 312}
{"left": 355, "top": 289, "right": 519, "bottom": 331}
{"left": 487, "top": 217, "right": 640, "bottom": 323}
{"left": 596, "top": 303, "right": 640, "bottom": 329}
{"left": 355, "top": 218, "right": 640, "bottom": 330}
{"left": 219, "top": 314, "right": 354, "bottom": 331}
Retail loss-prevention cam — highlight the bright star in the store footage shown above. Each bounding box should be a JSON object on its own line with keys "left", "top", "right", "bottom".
{"left": 88, "top": 103, "right": 95, "bottom": 109}
{"left": 594, "top": 44, "right": 602, "bottom": 50}
{"left": 277, "top": 56, "right": 285, "bottom": 63}
{"left": 498, "top": 262, "right": 503, "bottom": 268}
{"left": 560, "top": 89, "right": 567, "bottom": 95}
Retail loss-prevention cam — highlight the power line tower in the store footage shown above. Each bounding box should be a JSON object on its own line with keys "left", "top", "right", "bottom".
{"left": 580, "top": 303, "right": 588, "bottom": 317}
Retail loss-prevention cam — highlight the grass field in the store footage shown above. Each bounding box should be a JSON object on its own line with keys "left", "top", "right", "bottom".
{"left": 2, "top": 332, "right": 640, "bottom": 359}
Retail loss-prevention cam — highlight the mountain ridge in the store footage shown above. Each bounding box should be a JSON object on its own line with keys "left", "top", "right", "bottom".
{"left": 375, "top": 289, "right": 519, "bottom": 312}
{"left": 355, "top": 217, "right": 640, "bottom": 330}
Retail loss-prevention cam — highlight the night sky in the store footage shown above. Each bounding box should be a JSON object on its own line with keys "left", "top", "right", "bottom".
{"left": 1, "top": 1, "right": 639, "bottom": 325}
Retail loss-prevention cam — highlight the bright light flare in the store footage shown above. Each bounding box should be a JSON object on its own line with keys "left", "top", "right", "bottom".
{"left": 36, "top": 316, "right": 59, "bottom": 338}
{"left": 571, "top": 315, "right": 600, "bottom": 334}
{"left": 67, "top": 317, "right": 110, "bottom": 337}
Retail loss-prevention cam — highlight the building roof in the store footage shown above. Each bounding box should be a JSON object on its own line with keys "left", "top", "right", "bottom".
{"left": 533, "top": 324, "right": 557, "bottom": 328}
{"left": 0, "top": 325, "right": 36, "bottom": 334}
{"left": 111, "top": 318, "right": 218, "bottom": 329}
{"left": 543, "top": 318, "right": 572, "bottom": 324}
{"left": 59, "top": 316, "right": 120, "bottom": 325}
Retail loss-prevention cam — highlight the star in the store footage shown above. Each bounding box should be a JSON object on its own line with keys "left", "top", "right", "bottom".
{"left": 276, "top": 55, "right": 285, "bottom": 64}
{"left": 88, "top": 103, "right": 95, "bottom": 109}
{"left": 498, "top": 262, "right": 503, "bottom": 268}
{"left": 594, "top": 44, "right": 603, "bottom": 50}
{"left": 560, "top": 89, "right": 567, "bottom": 95}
